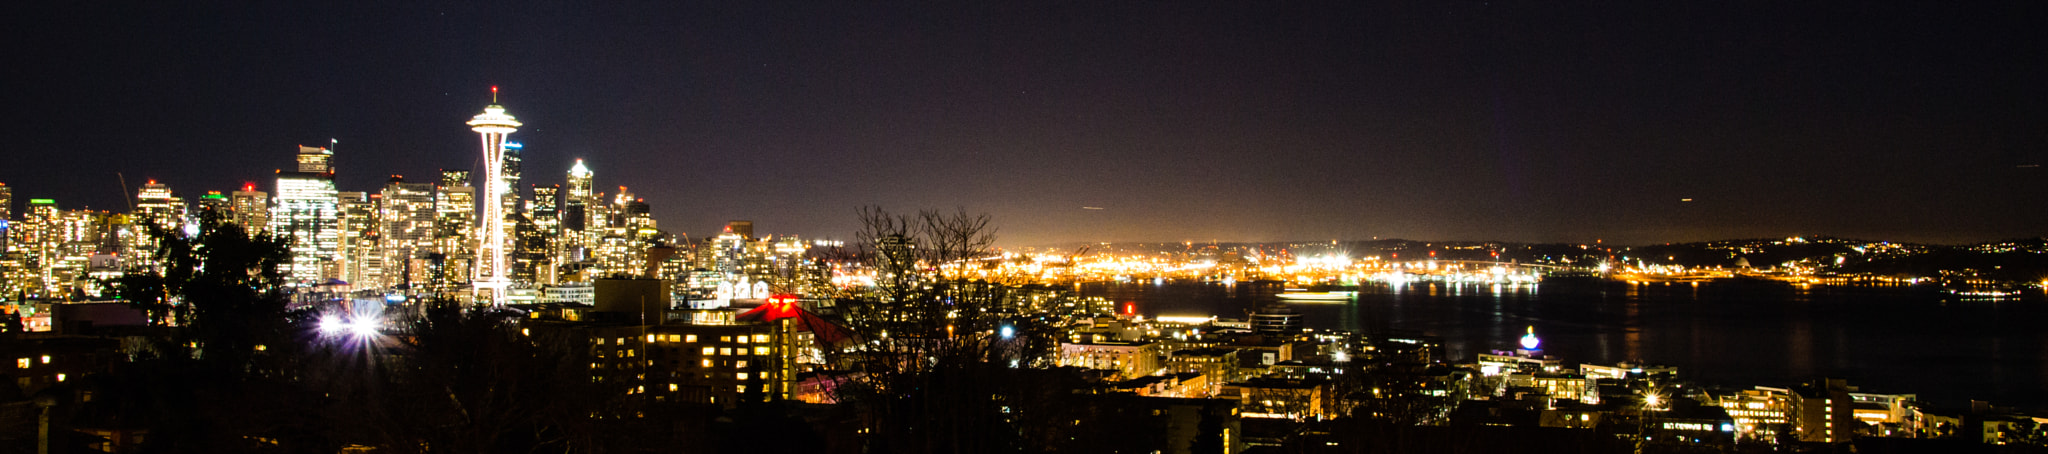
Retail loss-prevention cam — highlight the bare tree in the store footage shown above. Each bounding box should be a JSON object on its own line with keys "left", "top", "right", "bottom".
{"left": 821, "top": 206, "right": 1072, "bottom": 453}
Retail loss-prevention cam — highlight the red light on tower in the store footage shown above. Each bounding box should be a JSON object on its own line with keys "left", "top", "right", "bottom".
{"left": 242, "top": 183, "right": 255, "bottom": 192}
{"left": 1124, "top": 303, "right": 1135, "bottom": 316}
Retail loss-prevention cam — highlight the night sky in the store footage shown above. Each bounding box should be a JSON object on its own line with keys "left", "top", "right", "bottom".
{"left": 4, "top": 2, "right": 2045, "bottom": 246}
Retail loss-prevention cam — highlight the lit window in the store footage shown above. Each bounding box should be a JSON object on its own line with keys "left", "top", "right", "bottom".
{"left": 56, "top": 373, "right": 66, "bottom": 382}
{"left": 670, "top": 383, "right": 679, "bottom": 391}
{"left": 736, "top": 336, "right": 749, "bottom": 344}
{"left": 686, "top": 335, "right": 698, "bottom": 342}
{"left": 720, "top": 348, "right": 732, "bottom": 355}
{"left": 702, "top": 347, "right": 715, "bottom": 355}
{"left": 14, "top": 358, "right": 26, "bottom": 369}
{"left": 41, "top": 355, "right": 51, "bottom": 365}
{"left": 720, "top": 336, "right": 731, "bottom": 342}
{"left": 737, "top": 385, "right": 747, "bottom": 393}
{"left": 646, "top": 334, "right": 656, "bottom": 343}
{"left": 753, "top": 334, "right": 769, "bottom": 343}
{"left": 755, "top": 347, "right": 769, "bottom": 355}
{"left": 616, "top": 338, "right": 626, "bottom": 345}
{"left": 736, "top": 360, "right": 748, "bottom": 368}
{"left": 701, "top": 359, "right": 712, "bottom": 367}
{"left": 737, "top": 372, "right": 749, "bottom": 380}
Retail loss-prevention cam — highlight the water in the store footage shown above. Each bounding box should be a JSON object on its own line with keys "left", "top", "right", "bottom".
{"left": 1081, "top": 279, "right": 2048, "bottom": 407}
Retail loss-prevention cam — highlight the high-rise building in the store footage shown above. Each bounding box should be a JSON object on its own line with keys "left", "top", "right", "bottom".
{"left": 132, "top": 180, "right": 186, "bottom": 232}
{"left": 230, "top": 184, "right": 269, "bottom": 234}
{"left": 273, "top": 145, "right": 340, "bottom": 286}
{"left": 501, "top": 141, "right": 524, "bottom": 216}
{"left": 195, "top": 191, "right": 231, "bottom": 222}
{"left": 726, "top": 221, "right": 755, "bottom": 241}
{"left": 380, "top": 176, "right": 437, "bottom": 292}
{"left": 563, "top": 160, "right": 596, "bottom": 267}
{"left": 467, "top": 90, "right": 521, "bottom": 304}
{"left": 529, "top": 184, "right": 561, "bottom": 285}
{"left": 566, "top": 159, "right": 593, "bottom": 208}
{"left": 127, "top": 180, "right": 187, "bottom": 273}
{"left": 434, "top": 169, "right": 476, "bottom": 294}
{"left": 336, "top": 191, "right": 379, "bottom": 288}
{"left": 0, "top": 183, "right": 11, "bottom": 251}
{"left": 296, "top": 144, "right": 333, "bottom": 173}
{"left": 0, "top": 182, "right": 12, "bottom": 222}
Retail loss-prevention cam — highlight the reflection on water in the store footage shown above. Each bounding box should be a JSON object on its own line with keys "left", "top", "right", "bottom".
{"left": 1081, "top": 279, "right": 2048, "bottom": 406}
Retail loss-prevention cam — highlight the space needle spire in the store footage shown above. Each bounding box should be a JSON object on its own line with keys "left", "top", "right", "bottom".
{"left": 467, "top": 86, "right": 521, "bottom": 304}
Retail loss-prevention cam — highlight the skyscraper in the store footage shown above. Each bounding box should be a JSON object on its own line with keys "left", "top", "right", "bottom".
{"left": 562, "top": 160, "right": 594, "bottom": 267}
{"left": 502, "top": 141, "right": 524, "bottom": 216}
{"left": 128, "top": 180, "right": 186, "bottom": 272}
{"left": 230, "top": 184, "right": 269, "bottom": 234}
{"left": 0, "top": 182, "right": 12, "bottom": 222}
{"left": 466, "top": 88, "right": 521, "bottom": 304}
{"left": 336, "top": 191, "right": 379, "bottom": 287}
{"left": 273, "top": 145, "right": 340, "bottom": 286}
{"left": 380, "top": 175, "right": 437, "bottom": 291}
{"left": 434, "top": 169, "right": 475, "bottom": 294}
{"left": 529, "top": 184, "right": 561, "bottom": 285}
{"left": 0, "top": 183, "right": 11, "bottom": 251}
{"left": 132, "top": 180, "right": 185, "bottom": 231}
{"left": 195, "top": 191, "right": 230, "bottom": 225}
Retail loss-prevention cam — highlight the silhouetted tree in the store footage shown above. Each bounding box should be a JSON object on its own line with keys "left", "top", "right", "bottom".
{"left": 822, "top": 206, "right": 1074, "bottom": 453}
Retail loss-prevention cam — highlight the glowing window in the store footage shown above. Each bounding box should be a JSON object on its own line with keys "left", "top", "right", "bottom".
{"left": 736, "top": 336, "right": 749, "bottom": 344}
{"left": 40, "top": 355, "right": 51, "bottom": 365}
{"left": 669, "top": 383, "right": 679, "bottom": 391}
{"left": 56, "top": 373, "right": 66, "bottom": 382}
{"left": 685, "top": 335, "right": 698, "bottom": 342}
{"left": 701, "top": 347, "right": 715, "bottom": 355}
{"left": 14, "top": 358, "right": 25, "bottom": 369}
{"left": 737, "top": 385, "right": 747, "bottom": 393}
{"left": 754, "top": 347, "right": 769, "bottom": 355}
{"left": 736, "top": 360, "right": 748, "bottom": 368}
{"left": 737, "top": 372, "right": 749, "bottom": 380}
{"left": 720, "top": 336, "right": 731, "bottom": 342}
{"left": 753, "top": 334, "right": 769, "bottom": 343}
{"left": 720, "top": 348, "right": 732, "bottom": 355}
{"left": 701, "top": 359, "right": 712, "bottom": 367}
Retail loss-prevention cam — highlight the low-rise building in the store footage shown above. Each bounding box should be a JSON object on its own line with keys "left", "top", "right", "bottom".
{"left": 1058, "top": 339, "right": 1163, "bottom": 380}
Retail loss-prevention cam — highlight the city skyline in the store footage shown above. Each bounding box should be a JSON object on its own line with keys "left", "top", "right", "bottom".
{"left": 4, "top": 3, "right": 2045, "bottom": 246}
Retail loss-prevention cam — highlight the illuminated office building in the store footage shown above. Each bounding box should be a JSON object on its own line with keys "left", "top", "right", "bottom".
{"left": 131, "top": 180, "right": 185, "bottom": 231}
{"left": 126, "top": 180, "right": 186, "bottom": 272}
{"left": 380, "top": 176, "right": 437, "bottom": 291}
{"left": 501, "top": 141, "right": 524, "bottom": 216}
{"left": 525, "top": 184, "right": 561, "bottom": 285}
{"left": 336, "top": 191, "right": 379, "bottom": 288}
{"left": 230, "top": 184, "right": 269, "bottom": 234}
{"left": 561, "top": 160, "right": 596, "bottom": 269}
{"left": 195, "top": 192, "right": 230, "bottom": 222}
{"left": 434, "top": 169, "right": 475, "bottom": 294}
{"left": 273, "top": 145, "right": 340, "bottom": 286}
{"left": 0, "top": 183, "right": 10, "bottom": 256}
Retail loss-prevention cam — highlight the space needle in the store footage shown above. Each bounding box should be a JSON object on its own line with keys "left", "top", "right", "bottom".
{"left": 467, "top": 86, "right": 520, "bottom": 304}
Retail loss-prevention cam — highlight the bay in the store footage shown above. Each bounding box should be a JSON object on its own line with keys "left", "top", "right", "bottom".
{"left": 1080, "top": 279, "right": 2048, "bottom": 407}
